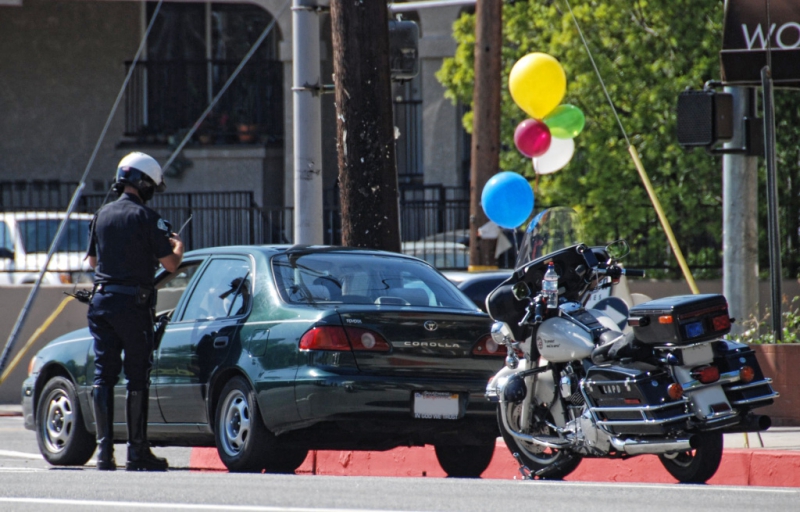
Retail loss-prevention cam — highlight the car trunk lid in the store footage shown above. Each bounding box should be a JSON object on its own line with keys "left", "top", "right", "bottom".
{"left": 336, "top": 307, "right": 498, "bottom": 377}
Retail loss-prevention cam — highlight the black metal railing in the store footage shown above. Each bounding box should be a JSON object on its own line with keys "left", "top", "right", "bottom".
{"left": 0, "top": 180, "right": 723, "bottom": 272}
{"left": 124, "top": 59, "right": 283, "bottom": 145}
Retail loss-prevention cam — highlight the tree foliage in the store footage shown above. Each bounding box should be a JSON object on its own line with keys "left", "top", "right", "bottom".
{"left": 438, "top": 0, "right": 739, "bottom": 278}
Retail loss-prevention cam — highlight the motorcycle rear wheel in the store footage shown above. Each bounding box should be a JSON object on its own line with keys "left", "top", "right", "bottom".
{"left": 658, "top": 430, "right": 723, "bottom": 484}
{"left": 497, "top": 403, "right": 581, "bottom": 480}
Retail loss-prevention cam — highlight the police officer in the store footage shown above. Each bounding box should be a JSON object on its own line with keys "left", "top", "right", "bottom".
{"left": 86, "top": 152, "right": 184, "bottom": 471}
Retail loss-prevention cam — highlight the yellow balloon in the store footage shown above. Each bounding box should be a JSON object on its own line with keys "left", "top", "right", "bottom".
{"left": 509, "top": 53, "right": 567, "bottom": 119}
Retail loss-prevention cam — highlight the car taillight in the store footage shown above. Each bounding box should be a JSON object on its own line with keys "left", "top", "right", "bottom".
{"left": 472, "top": 334, "right": 508, "bottom": 357}
{"left": 691, "top": 365, "right": 720, "bottom": 384}
{"left": 300, "top": 326, "right": 351, "bottom": 351}
{"left": 299, "top": 326, "right": 390, "bottom": 352}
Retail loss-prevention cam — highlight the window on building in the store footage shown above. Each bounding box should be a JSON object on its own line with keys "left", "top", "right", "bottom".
{"left": 124, "top": 3, "right": 283, "bottom": 147}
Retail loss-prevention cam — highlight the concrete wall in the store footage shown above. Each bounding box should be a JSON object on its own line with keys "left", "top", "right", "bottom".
{"left": 0, "top": 285, "right": 184, "bottom": 404}
{"left": 0, "top": 0, "right": 138, "bottom": 185}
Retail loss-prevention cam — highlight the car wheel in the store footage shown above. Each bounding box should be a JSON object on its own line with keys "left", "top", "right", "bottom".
{"left": 35, "top": 376, "right": 95, "bottom": 466}
{"left": 215, "top": 376, "right": 307, "bottom": 473}
{"left": 434, "top": 442, "right": 496, "bottom": 478}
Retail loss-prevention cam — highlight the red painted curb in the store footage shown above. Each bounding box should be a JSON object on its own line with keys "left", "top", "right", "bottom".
{"left": 189, "top": 441, "right": 800, "bottom": 486}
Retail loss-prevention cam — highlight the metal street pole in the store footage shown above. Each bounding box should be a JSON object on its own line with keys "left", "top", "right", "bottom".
{"left": 761, "top": 66, "right": 783, "bottom": 341}
{"left": 293, "top": 0, "right": 325, "bottom": 245}
{"left": 722, "top": 86, "right": 759, "bottom": 336}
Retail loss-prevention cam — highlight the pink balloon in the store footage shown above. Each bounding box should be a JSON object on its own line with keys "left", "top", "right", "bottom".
{"left": 514, "top": 119, "right": 552, "bottom": 158}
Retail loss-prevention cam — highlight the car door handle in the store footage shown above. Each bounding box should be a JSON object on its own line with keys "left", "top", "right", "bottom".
{"left": 213, "top": 336, "right": 229, "bottom": 348}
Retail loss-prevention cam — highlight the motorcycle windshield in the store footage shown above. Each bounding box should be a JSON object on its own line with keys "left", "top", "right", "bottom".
{"left": 515, "top": 207, "right": 584, "bottom": 270}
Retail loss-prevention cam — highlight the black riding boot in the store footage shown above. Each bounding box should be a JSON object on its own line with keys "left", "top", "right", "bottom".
{"left": 92, "top": 385, "right": 116, "bottom": 471}
{"left": 125, "top": 389, "right": 168, "bottom": 471}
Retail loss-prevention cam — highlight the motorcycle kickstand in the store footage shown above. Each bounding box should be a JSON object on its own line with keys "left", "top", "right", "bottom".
{"left": 512, "top": 452, "right": 533, "bottom": 480}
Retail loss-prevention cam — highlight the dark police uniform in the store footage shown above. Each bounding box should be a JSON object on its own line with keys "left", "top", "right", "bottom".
{"left": 87, "top": 192, "right": 173, "bottom": 391}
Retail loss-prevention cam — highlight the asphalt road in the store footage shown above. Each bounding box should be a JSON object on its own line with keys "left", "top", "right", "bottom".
{"left": 3, "top": 415, "right": 800, "bottom": 512}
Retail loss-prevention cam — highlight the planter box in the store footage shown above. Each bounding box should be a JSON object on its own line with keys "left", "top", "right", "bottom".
{"left": 750, "top": 344, "right": 800, "bottom": 427}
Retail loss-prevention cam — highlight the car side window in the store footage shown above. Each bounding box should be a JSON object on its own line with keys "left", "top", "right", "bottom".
{"left": 179, "top": 258, "right": 252, "bottom": 321}
{"left": 155, "top": 261, "right": 203, "bottom": 314}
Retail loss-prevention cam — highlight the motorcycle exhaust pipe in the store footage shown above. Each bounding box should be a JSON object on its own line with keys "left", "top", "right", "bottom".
{"left": 722, "top": 414, "right": 772, "bottom": 434}
{"left": 610, "top": 435, "right": 697, "bottom": 456}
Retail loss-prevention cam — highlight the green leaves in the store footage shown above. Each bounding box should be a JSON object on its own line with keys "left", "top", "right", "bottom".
{"left": 438, "top": 0, "right": 728, "bottom": 276}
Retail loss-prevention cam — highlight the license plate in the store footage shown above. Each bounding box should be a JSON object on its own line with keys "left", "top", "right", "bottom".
{"left": 680, "top": 343, "right": 714, "bottom": 366}
{"left": 413, "top": 392, "right": 460, "bottom": 420}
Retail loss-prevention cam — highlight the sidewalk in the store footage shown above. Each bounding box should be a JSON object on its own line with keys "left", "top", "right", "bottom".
{"left": 0, "top": 404, "right": 21, "bottom": 417}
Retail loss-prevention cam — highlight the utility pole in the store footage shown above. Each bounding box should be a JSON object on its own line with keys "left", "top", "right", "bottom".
{"left": 722, "top": 86, "right": 759, "bottom": 336}
{"left": 468, "top": 0, "right": 502, "bottom": 270}
{"left": 330, "top": 0, "right": 400, "bottom": 251}
{"left": 293, "top": 0, "right": 325, "bottom": 245}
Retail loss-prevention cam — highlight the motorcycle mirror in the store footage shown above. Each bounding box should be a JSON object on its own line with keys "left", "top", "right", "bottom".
{"left": 605, "top": 239, "right": 630, "bottom": 260}
{"left": 512, "top": 281, "right": 531, "bottom": 301}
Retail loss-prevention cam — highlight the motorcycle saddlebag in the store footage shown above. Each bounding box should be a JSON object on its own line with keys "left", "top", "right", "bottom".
{"left": 584, "top": 363, "right": 688, "bottom": 435}
{"left": 628, "top": 294, "right": 731, "bottom": 345}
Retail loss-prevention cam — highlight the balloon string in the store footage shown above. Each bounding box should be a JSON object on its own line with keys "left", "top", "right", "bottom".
{"left": 562, "top": 0, "right": 630, "bottom": 146}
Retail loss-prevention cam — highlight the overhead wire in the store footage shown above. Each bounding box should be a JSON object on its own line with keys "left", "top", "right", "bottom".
{"left": 561, "top": 0, "right": 699, "bottom": 294}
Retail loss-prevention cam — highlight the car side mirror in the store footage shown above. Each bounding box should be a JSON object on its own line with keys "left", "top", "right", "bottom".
{"left": 512, "top": 281, "right": 531, "bottom": 301}
{"left": 0, "top": 248, "right": 13, "bottom": 259}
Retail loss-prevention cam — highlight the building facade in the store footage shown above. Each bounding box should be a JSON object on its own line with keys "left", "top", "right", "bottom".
{"left": 0, "top": 0, "right": 469, "bottom": 229}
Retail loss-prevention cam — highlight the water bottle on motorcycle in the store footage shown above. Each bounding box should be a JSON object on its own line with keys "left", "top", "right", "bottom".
{"left": 542, "top": 262, "right": 558, "bottom": 309}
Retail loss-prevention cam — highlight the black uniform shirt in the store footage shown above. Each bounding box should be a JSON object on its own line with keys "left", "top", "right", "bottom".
{"left": 87, "top": 193, "right": 173, "bottom": 288}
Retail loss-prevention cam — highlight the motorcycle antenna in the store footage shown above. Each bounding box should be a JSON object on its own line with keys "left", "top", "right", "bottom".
{"left": 561, "top": 0, "right": 699, "bottom": 295}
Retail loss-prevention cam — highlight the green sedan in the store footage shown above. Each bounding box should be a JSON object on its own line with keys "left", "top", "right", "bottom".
{"left": 22, "top": 246, "right": 507, "bottom": 476}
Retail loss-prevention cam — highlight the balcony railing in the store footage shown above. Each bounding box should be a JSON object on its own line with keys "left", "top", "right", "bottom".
{"left": 124, "top": 59, "right": 284, "bottom": 145}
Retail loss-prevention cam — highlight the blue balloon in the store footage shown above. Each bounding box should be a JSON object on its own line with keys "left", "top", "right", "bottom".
{"left": 481, "top": 172, "right": 534, "bottom": 229}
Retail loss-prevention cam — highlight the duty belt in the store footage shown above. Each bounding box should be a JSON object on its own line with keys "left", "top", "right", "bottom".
{"left": 96, "top": 283, "right": 153, "bottom": 305}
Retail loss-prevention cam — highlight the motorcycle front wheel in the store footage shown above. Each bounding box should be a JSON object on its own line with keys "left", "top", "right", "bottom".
{"left": 658, "top": 430, "right": 723, "bottom": 484}
{"left": 497, "top": 402, "right": 581, "bottom": 480}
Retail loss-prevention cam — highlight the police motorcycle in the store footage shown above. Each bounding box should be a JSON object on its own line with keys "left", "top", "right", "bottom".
{"left": 485, "top": 207, "right": 779, "bottom": 483}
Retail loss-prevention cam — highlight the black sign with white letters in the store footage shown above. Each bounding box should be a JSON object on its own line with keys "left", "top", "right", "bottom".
{"left": 721, "top": 0, "right": 800, "bottom": 85}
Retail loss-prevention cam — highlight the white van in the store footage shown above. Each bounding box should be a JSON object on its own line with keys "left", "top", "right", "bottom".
{"left": 0, "top": 211, "right": 94, "bottom": 285}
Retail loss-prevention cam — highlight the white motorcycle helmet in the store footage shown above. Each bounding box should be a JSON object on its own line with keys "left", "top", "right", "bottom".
{"left": 114, "top": 152, "right": 166, "bottom": 202}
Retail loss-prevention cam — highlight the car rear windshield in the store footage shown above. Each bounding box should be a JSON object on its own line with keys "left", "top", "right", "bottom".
{"left": 272, "top": 252, "right": 477, "bottom": 309}
{"left": 18, "top": 219, "right": 91, "bottom": 253}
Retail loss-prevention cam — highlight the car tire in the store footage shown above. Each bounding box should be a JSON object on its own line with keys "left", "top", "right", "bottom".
{"left": 35, "top": 376, "right": 96, "bottom": 466}
{"left": 434, "top": 441, "right": 496, "bottom": 478}
{"left": 215, "top": 376, "right": 307, "bottom": 473}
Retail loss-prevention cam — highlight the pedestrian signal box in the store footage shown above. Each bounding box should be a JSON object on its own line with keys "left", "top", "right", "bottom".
{"left": 676, "top": 89, "right": 734, "bottom": 149}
